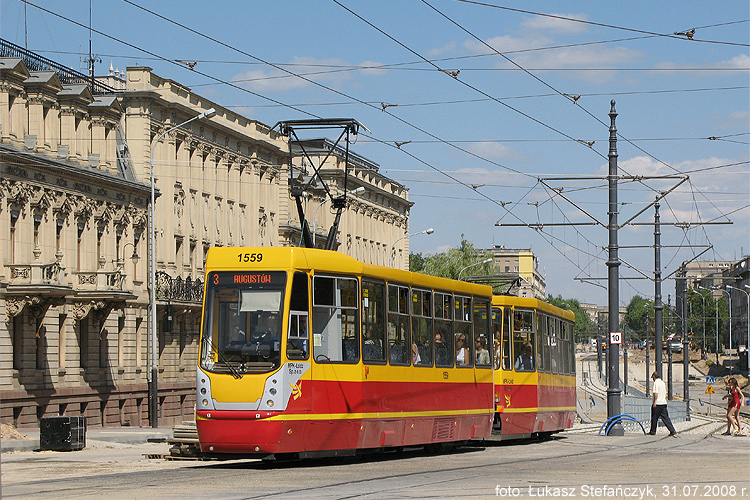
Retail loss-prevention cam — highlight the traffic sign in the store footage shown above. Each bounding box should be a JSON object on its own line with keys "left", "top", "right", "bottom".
{"left": 609, "top": 332, "right": 622, "bottom": 345}
{"left": 705, "top": 385, "right": 715, "bottom": 394}
{"left": 706, "top": 376, "right": 717, "bottom": 384}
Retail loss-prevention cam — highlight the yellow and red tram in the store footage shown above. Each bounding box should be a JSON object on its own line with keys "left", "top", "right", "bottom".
{"left": 490, "top": 296, "right": 577, "bottom": 438}
{"left": 196, "top": 247, "right": 496, "bottom": 457}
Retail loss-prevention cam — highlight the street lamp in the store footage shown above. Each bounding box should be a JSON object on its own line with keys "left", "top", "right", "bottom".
{"left": 692, "top": 287, "right": 707, "bottom": 359}
{"left": 458, "top": 258, "right": 493, "bottom": 281}
{"left": 728, "top": 284, "right": 749, "bottom": 368}
{"left": 311, "top": 186, "right": 365, "bottom": 246}
{"left": 716, "top": 287, "right": 732, "bottom": 372}
{"left": 149, "top": 107, "right": 216, "bottom": 428}
{"left": 698, "top": 285, "right": 718, "bottom": 363}
{"left": 389, "top": 228, "right": 434, "bottom": 268}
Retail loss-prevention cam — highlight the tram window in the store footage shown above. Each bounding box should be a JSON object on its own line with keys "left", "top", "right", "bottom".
{"left": 312, "top": 275, "right": 359, "bottom": 363}
{"left": 543, "top": 316, "right": 552, "bottom": 373}
{"left": 411, "top": 289, "right": 433, "bottom": 366}
{"left": 502, "top": 307, "right": 512, "bottom": 370}
{"left": 473, "top": 298, "right": 491, "bottom": 368}
{"left": 562, "top": 322, "right": 574, "bottom": 375}
{"left": 549, "top": 319, "right": 559, "bottom": 374}
{"left": 287, "top": 272, "right": 309, "bottom": 360}
{"left": 454, "top": 296, "right": 472, "bottom": 367}
{"left": 362, "top": 279, "right": 386, "bottom": 362}
{"left": 200, "top": 271, "right": 286, "bottom": 375}
{"left": 513, "top": 309, "right": 535, "bottom": 372}
{"left": 434, "top": 292, "right": 453, "bottom": 367}
{"left": 491, "top": 308, "right": 504, "bottom": 370}
{"left": 387, "top": 284, "right": 410, "bottom": 365}
{"left": 536, "top": 314, "right": 547, "bottom": 373}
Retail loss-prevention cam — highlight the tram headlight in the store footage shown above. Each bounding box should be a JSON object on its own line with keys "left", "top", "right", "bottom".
{"left": 202, "top": 399, "right": 209, "bottom": 407}
{"left": 269, "top": 388, "right": 277, "bottom": 396}
{"left": 200, "top": 388, "right": 207, "bottom": 395}
{"left": 266, "top": 400, "right": 275, "bottom": 407}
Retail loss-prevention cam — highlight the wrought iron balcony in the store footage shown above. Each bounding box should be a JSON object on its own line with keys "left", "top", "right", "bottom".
{"left": 155, "top": 271, "right": 204, "bottom": 304}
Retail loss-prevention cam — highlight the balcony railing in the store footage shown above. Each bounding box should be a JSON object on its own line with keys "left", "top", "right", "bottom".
{"left": 9, "top": 262, "right": 66, "bottom": 286}
{"left": 73, "top": 270, "right": 126, "bottom": 291}
{"left": 155, "top": 271, "right": 203, "bottom": 303}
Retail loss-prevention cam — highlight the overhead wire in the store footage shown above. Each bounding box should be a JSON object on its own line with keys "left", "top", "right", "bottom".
{"left": 454, "top": 1, "right": 750, "bottom": 47}
{"left": 422, "top": 0, "right": 745, "bottom": 277}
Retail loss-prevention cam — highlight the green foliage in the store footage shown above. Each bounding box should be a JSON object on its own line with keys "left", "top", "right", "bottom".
{"left": 409, "top": 252, "right": 425, "bottom": 273}
{"left": 412, "top": 235, "right": 495, "bottom": 280}
{"left": 625, "top": 295, "right": 654, "bottom": 336}
{"left": 547, "top": 295, "right": 595, "bottom": 343}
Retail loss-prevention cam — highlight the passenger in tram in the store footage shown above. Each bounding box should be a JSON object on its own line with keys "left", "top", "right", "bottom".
{"left": 229, "top": 325, "right": 246, "bottom": 343}
{"left": 476, "top": 337, "right": 490, "bottom": 365}
{"left": 493, "top": 338, "right": 502, "bottom": 369}
{"left": 252, "top": 312, "right": 279, "bottom": 344}
{"left": 435, "top": 332, "right": 450, "bottom": 365}
{"left": 412, "top": 343, "right": 421, "bottom": 365}
{"left": 514, "top": 343, "right": 534, "bottom": 371}
{"left": 456, "top": 334, "right": 470, "bottom": 366}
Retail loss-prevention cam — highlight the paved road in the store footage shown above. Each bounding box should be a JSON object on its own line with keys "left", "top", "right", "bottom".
{"left": 2, "top": 419, "right": 748, "bottom": 500}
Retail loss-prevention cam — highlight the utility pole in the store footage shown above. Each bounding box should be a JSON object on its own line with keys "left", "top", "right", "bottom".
{"left": 683, "top": 284, "right": 690, "bottom": 421}
{"left": 606, "top": 101, "right": 624, "bottom": 436}
{"left": 668, "top": 294, "right": 673, "bottom": 400}
{"left": 654, "top": 200, "right": 663, "bottom": 378}
{"left": 645, "top": 314, "right": 650, "bottom": 396}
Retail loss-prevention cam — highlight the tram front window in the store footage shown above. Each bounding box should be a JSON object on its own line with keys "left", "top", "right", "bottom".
{"left": 200, "top": 271, "right": 286, "bottom": 374}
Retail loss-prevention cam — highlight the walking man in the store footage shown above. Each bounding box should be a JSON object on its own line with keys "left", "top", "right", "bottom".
{"left": 649, "top": 372, "right": 678, "bottom": 437}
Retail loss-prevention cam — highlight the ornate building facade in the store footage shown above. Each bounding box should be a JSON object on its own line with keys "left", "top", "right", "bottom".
{"left": 1, "top": 42, "right": 411, "bottom": 428}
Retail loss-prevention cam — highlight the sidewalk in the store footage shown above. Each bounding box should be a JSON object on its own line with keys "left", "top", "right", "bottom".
{"left": 1, "top": 425, "right": 172, "bottom": 453}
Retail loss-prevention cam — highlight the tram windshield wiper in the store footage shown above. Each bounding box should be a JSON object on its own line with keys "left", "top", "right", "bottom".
{"left": 203, "top": 336, "right": 243, "bottom": 379}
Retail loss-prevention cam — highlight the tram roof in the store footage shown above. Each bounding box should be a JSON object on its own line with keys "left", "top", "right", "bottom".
{"left": 491, "top": 295, "right": 575, "bottom": 321}
{"left": 205, "top": 246, "right": 493, "bottom": 297}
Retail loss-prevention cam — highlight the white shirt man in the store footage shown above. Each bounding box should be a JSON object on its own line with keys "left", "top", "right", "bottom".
{"left": 649, "top": 372, "right": 677, "bottom": 437}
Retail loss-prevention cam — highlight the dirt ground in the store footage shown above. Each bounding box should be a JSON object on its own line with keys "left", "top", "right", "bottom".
{"left": 1, "top": 423, "right": 30, "bottom": 440}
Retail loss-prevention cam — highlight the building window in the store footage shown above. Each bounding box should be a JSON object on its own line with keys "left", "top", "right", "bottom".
{"left": 13, "top": 314, "right": 24, "bottom": 371}
{"left": 10, "top": 210, "right": 19, "bottom": 263}
{"left": 99, "top": 320, "right": 108, "bottom": 369}
{"left": 36, "top": 318, "right": 46, "bottom": 370}
{"left": 33, "top": 214, "right": 41, "bottom": 250}
{"left": 56, "top": 218, "right": 64, "bottom": 254}
{"left": 77, "top": 222, "right": 85, "bottom": 271}
{"left": 79, "top": 318, "right": 89, "bottom": 369}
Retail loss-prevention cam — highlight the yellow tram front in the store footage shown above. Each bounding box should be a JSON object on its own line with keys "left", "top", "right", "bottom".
{"left": 196, "top": 247, "right": 495, "bottom": 456}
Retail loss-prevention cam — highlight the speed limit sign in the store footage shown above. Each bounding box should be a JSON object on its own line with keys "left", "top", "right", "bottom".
{"left": 610, "top": 332, "right": 622, "bottom": 345}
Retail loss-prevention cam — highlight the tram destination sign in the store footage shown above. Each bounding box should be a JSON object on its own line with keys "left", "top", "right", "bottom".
{"left": 209, "top": 271, "right": 285, "bottom": 287}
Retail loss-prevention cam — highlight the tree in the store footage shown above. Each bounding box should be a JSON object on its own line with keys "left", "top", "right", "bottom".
{"left": 547, "top": 295, "right": 595, "bottom": 343}
{"left": 624, "top": 295, "right": 654, "bottom": 340}
{"left": 409, "top": 252, "right": 426, "bottom": 273}
{"left": 415, "top": 235, "right": 495, "bottom": 280}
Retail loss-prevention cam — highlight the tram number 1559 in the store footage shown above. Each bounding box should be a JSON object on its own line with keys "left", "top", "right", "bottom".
{"left": 238, "top": 253, "right": 263, "bottom": 263}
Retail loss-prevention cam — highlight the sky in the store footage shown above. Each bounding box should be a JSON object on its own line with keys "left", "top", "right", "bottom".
{"left": 2, "top": 1, "right": 748, "bottom": 307}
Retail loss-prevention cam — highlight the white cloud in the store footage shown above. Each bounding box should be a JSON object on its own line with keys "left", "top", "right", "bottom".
{"left": 521, "top": 13, "right": 590, "bottom": 35}
{"left": 427, "top": 41, "right": 457, "bottom": 58}
{"left": 231, "top": 56, "right": 386, "bottom": 92}
{"left": 467, "top": 141, "right": 517, "bottom": 160}
{"left": 463, "top": 32, "right": 643, "bottom": 83}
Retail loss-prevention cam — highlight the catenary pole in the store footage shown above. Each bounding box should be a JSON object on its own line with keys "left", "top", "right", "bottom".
{"left": 654, "top": 200, "right": 663, "bottom": 378}
{"left": 606, "top": 101, "right": 623, "bottom": 436}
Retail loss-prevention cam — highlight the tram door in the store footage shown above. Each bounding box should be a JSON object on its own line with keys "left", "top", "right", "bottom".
{"left": 287, "top": 272, "right": 312, "bottom": 411}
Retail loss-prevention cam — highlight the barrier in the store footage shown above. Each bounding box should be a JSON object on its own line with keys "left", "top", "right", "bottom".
{"left": 598, "top": 414, "right": 647, "bottom": 436}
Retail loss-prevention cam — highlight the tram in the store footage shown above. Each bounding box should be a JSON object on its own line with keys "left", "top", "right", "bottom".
{"left": 196, "top": 247, "right": 496, "bottom": 457}
{"left": 490, "top": 295, "right": 577, "bottom": 439}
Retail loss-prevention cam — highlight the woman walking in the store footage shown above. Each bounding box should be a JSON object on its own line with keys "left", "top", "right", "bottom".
{"left": 722, "top": 377, "right": 744, "bottom": 436}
